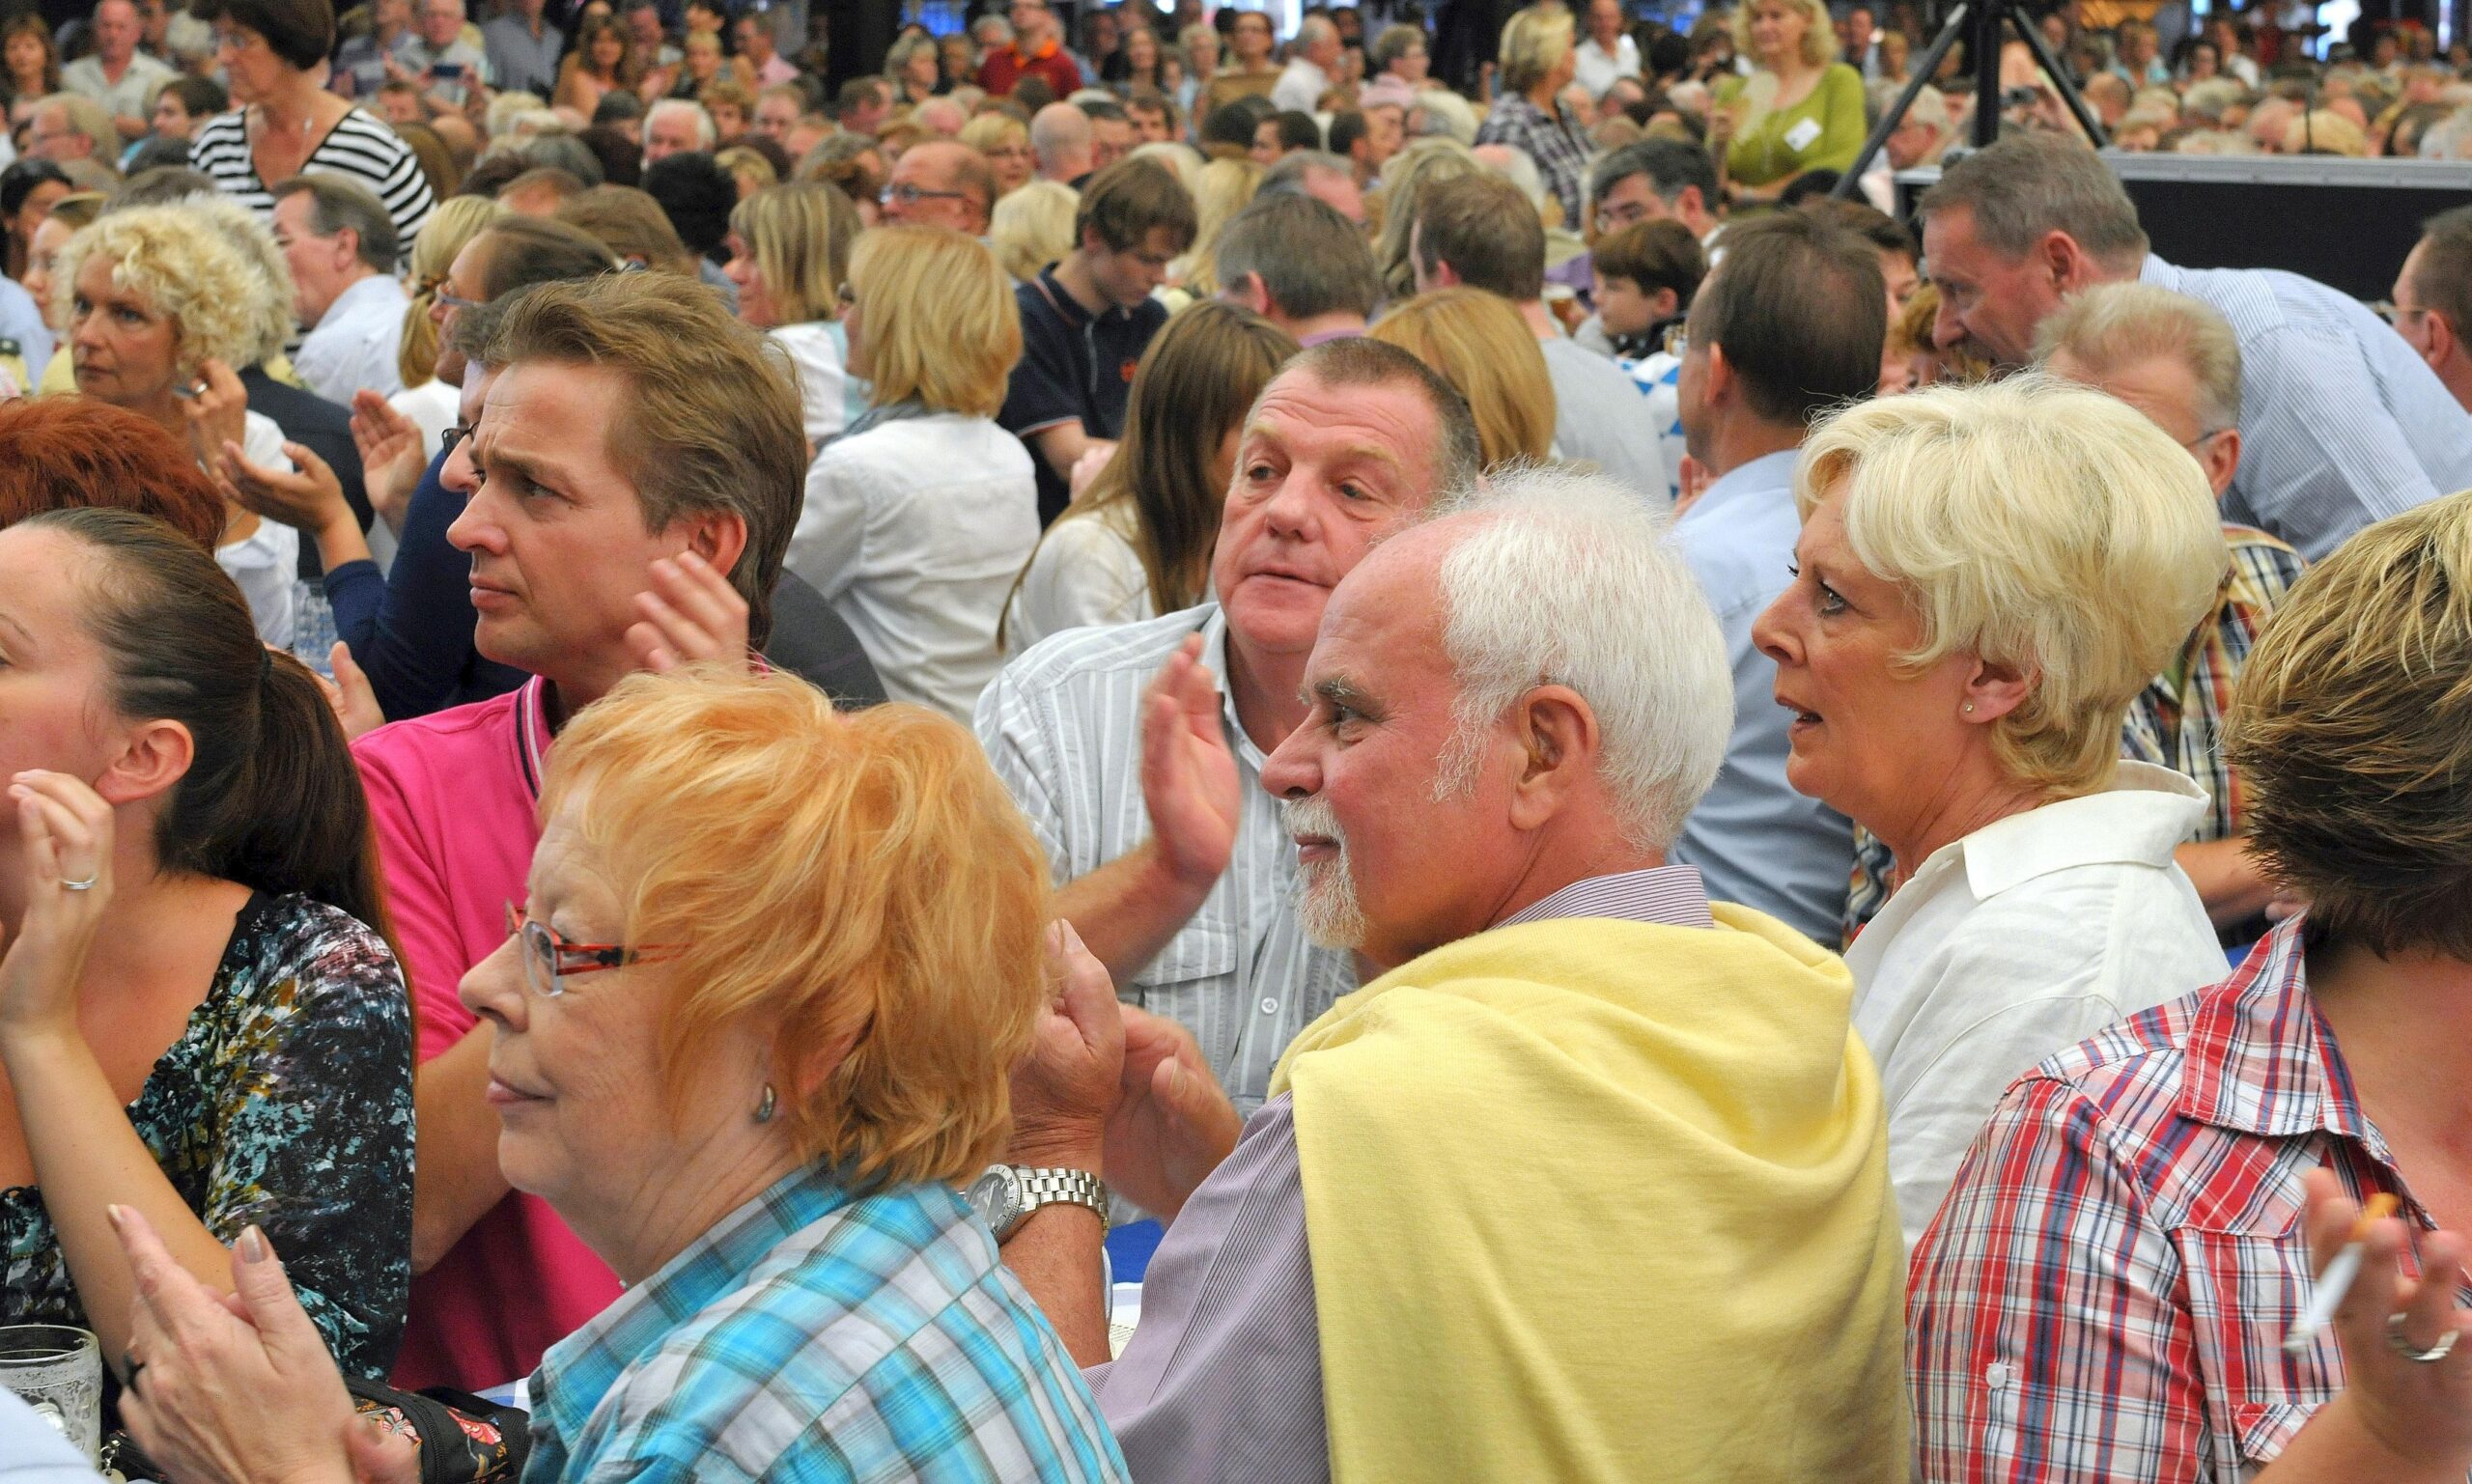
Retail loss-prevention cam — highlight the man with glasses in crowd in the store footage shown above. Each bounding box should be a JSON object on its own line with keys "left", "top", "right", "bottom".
{"left": 877, "top": 139, "right": 997, "bottom": 235}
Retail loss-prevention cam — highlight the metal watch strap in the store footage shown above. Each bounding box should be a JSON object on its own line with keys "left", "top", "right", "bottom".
{"left": 1010, "top": 1165, "right": 1109, "bottom": 1221}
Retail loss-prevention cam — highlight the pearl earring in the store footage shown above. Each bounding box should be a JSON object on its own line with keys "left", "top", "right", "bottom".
{"left": 753, "top": 1083, "right": 777, "bottom": 1124}
{"left": 1962, "top": 703, "right": 1976, "bottom": 714}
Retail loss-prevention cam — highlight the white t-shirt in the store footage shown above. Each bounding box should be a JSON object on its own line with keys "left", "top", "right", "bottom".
{"left": 1003, "top": 501, "right": 1152, "bottom": 657}
{"left": 1845, "top": 762, "right": 2228, "bottom": 1249}
{"left": 214, "top": 411, "right": 301, "bottom": 649}
{"left": 770, "top": 321, "right": 847, "bottom": 449}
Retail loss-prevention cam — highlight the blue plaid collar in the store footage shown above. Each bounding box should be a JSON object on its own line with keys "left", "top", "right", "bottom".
{"left": 528, "top": 1162, "right": 854, "bottom": 1463}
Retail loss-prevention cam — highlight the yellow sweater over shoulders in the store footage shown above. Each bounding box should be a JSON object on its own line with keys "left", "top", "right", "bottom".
{"left": 1270, "top": 905, "right": 1910, "bottom": 1483}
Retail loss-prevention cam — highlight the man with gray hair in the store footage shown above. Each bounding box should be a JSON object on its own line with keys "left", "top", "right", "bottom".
{"left": 63, "top": 0, "right": 174, "bottom": 143}
{"left": 26, "top": 94, "right": 113, "bottom": 164}
{"left": 1586, "top": 135, "right": 1721, "bottom": 244}
{"left": 1272, "top": 14, "right": 1340, "bottom": 112}
{"left": 975, "top": 338, "right": 1479, "bottom": 1126}
{"left": 2035, "top": 280, "right": 2306, "bottom": 937}
{"left": 1214, "top": 191, "right": 1380, "bottom": 343}
{"left": 272, "top": 174, "right": 410, "bottom": 402}
{"left": 403, "top": 0, "right": 491, "bottom": 110}
{"left": 995, "top": 463, "right": 1908, "bottom": 1482}
{"left": 1921, "top": 130, "right": 2472, "bottom": 558}
{"left": 1259, "top": 147, "right": 1363, "bottom": 224}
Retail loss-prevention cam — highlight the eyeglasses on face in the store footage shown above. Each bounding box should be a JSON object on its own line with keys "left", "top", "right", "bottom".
{"left": 879, "top": 182, "right": 974, "bottom": 208}
{"left": 503, "top": 901, "right": 687, "bottom": 997}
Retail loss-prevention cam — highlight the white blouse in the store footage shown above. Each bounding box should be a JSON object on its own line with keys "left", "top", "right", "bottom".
{"left": 1002, "top": 501, "right": 1153, "bottom": 658}
{"left": 770, "top": 321, "right": 847, "bottom": 449}
{"left": 1845, "top": 762, "right": 2228, "bottom": 1249}
{"left": 787, "top": 410, "right": 1039, "bottom": 722}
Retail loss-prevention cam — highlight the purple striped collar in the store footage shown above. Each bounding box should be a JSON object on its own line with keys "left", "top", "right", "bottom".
{"left": 1497, "top": 864, "right": 1714, "bottom": 932}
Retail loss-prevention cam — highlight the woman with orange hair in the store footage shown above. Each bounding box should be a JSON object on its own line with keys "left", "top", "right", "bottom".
{"left": 108, "top": 665, "right": 1127, "bottom": 1483}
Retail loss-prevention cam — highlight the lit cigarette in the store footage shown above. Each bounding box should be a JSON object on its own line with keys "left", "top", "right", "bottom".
{"left": 2284, "top": 1193, "right": 2401, "bottom": 1355}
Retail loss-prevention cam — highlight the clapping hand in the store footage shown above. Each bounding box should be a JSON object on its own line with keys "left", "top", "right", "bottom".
{"left": 1008, "top": 921, "right": 1123, "bottom": 1174}
{"left": 213, "top": 437, "right": 354, "bottom": 541}
{"left": 625, "top": 549, "right": 750, "bottom": 673}
{"left": 0, "top": 771, "right": 113, "bottom": 1042}
{"left": 112, "top": 1207, "right": 403, "bottom": 1484}
{"left": 1105, "top": 1005, "right": 1241, "bottom": 1222}
{"left": 310, "top": 642, "right": 385, "bottom": 742}
{"left": 349, "top": 392, "right": 426, "bottom": 533}
{"left": 1138, "top": 635, "right": 1241, "bottom": 894}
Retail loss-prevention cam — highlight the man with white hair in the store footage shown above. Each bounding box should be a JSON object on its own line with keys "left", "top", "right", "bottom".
{"left": 63, "top": 0, "right": 174, "bottom": 143}
{"left": 1923, "top": 130, "right": 2472, "bottom": 558}
{"left": 1030, "top": 99, "right": 1095, "bottom": 185}
{"left": 1259, "top": 148, "right": 1363, "bottom": 224}
{"left": 641, "top": 98, "right": 714, "bottom": 164}
{"left": 25, "top": 95, "right": 110, "bottom": 163}
{"left": 272, "top": 173, "right": 410, "bottom": 403}
{"left": 1273, "top": 14, "right": 1340, "bottom": 112}
{"left": 995, "top": 464, "right": 1909, "bottom": 1483}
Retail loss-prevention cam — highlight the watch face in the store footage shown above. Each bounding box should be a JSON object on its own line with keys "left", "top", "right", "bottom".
{"left": 965, "top": 1166, "right": 1022, "bottom": 1236}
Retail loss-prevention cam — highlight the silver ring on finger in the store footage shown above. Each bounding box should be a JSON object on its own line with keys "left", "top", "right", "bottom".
{"left": 2387, "top": 1311, "right": 2461, "bottom": 1363}
{"left": 60, "top": 873, "right": 97, "bottom": 892}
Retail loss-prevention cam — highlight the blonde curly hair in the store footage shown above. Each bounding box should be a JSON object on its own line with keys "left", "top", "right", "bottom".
{"left": 54, "top": 201, "right": 291, "bottom": 376}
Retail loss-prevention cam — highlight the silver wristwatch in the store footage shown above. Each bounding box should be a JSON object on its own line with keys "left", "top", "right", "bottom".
{"left": 966, "top": 1163, "right": 1109, "bottom": 1241}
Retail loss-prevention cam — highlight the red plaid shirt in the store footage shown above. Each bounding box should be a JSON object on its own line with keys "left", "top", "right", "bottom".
{"left": 1909, "top": 917, "right": 2471, "bottom": 1482}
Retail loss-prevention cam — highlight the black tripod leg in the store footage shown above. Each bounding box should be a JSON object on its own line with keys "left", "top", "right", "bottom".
{"left": 1831, "top": 1, "right": 1973, "bottom": 197}
{"left": 2011, "top": 11, "right": 2110, "bottom": 146}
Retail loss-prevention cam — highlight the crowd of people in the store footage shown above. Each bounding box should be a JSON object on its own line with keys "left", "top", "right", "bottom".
{"left": 0, "top": 0, "right": 2466, "bottom": 1480}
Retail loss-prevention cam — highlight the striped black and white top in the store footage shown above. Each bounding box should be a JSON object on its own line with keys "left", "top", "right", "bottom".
{"left": 186, "top": 106, "right": 435, "bottom": 246}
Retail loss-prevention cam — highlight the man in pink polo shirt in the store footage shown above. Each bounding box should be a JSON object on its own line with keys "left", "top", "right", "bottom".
{"left": 355, "top": 273, "right": 805, "bottom": 1390}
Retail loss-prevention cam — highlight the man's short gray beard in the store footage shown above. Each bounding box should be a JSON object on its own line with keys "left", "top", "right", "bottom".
{"left": 1280, "top": 794, "right": 1367, "bottom": 950}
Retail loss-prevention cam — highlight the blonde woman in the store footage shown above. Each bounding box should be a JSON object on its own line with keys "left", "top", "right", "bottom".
{"left": 390, "top": 193, "right": 504, "bottom": 473}
{"left": 715, "top": 142, "right": 779, "bottom": 197}
{"left": 53, "top": 204, "right": 301, "bottom": 648}
{"left": 1711, "top": 0, "right": 1866, "bottom": 200}
{"left": 1475, "top": 7, "right": 1591, "bottom": 227}
{"left": 1371, "top": 136, "right": 1480, "bottom": 300}
{"left": 1174, "top": 154, "right": 1261, "bottom": 295}
{"left": 1752, "top": 375, "right": 2231, "bottom": 1246}
{"left": 960, "top": 110, "right": 1035, "bottom": 196}
{"left": 723, "top": 181, "right": 861, "bottom": 449}
{"left": 787, "top": 228, "right": 1036, "bottom": 721}
{"left": 1368, "top": 287, "right": 1556, "bottom": 466}
{"left": 990, "top": 178, "right": 1079, "bottom": 282}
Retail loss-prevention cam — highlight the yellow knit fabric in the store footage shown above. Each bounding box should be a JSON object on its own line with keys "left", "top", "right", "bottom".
{"left": 1270, "top": 906, "right": 1910, "bottom": 1483}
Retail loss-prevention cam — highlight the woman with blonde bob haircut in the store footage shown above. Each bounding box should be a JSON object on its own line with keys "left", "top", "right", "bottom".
{"left": 105, "top": 665, "right": 1131, "bottom": 1483}
{"left": 1752, "top": 374, "right": 2233, "bottom": 1247}
{"left": 788, "top": 228, "right": 1037, "bottom": 721}
{"left": 392, "top": 194, "right": 505, "bottom": 458}
{"left": 1912, "top": 490, "right": 2472, "bottom": 1483}
{"left": 724, "top": 181, "right": 862, "bottom": 447}
{"left": 1368, "top": 287, "right": 1555, "bottom": 467}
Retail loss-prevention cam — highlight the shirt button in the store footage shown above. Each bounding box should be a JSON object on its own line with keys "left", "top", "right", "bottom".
{"left": 1259, "top": 997, "right": 1278, "bottom": 1015}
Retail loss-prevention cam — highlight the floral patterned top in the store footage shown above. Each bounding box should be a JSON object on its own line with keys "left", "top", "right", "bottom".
{"left": 0, "top": 892, "right": 416, "bottom": 1378}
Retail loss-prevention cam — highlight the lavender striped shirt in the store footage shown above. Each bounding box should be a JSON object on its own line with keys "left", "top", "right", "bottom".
{"left": 1086, "top": 864, "right": 1712, "bottom": 1482}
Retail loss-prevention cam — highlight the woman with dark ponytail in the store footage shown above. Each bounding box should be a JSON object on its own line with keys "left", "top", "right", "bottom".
{"left": 0, "top": 506, "right": 415, "bottom": 1383}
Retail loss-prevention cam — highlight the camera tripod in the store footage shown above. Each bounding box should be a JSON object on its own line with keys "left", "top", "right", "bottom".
{"left": 1831, "top": 0, "right": 2110, "bottom": 201}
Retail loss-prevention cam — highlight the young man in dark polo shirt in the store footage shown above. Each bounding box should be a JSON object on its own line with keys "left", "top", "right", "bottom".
{"left": 999, "top": 156, "right": 1197, "bottom": 525}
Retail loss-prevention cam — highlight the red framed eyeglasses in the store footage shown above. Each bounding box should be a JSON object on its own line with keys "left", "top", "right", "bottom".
{"left": 503, "top": 902, "right": 688, "bottom": 997}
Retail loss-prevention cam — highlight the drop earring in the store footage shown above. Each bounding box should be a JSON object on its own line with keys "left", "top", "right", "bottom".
{"left": 753, "top": 1083, "right": 777, "bottom": 1124}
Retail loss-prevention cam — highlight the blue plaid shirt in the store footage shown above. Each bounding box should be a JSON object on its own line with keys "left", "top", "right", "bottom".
{"left": 525, "top": 1164, "right": 1128, "bottom": 1483}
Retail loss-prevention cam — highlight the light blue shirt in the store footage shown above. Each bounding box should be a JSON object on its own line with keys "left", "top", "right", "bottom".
{"left": 2141, "top": 254, "right": 2472, "bottom": 561}
{"left": 1668, "top": 448, "right": 1851, "bottom": 945}
{"left": 0, "top": 272, "right": 53, "bottom": 380}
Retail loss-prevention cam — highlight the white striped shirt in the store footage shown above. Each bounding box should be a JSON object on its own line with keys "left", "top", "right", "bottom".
{"left": 2140, "top": 254, "right": 2472, "bottom": 561}
{"left": 187, "top": 106, "right": 435, "bottom": 247}
{"left": 973, "top": 603, "right": 1358, "bottom": 1114}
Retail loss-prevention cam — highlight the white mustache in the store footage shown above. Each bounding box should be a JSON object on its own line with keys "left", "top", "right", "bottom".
{"left": 1278, "top": 794, "right": 1347, "bottom": 850}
